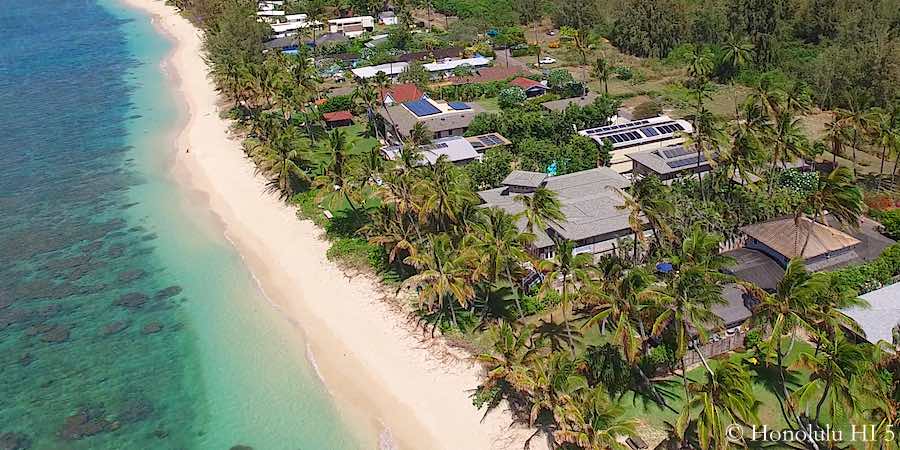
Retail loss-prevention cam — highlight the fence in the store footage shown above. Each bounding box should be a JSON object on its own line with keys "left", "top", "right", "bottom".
{"left": 683, "top": 330, "right": 747, "bottom": 367}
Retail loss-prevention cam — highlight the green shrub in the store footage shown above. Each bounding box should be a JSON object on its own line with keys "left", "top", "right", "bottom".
{"left": 498, "top": 86, "right": 527, "bottom": 108}
{"left": 831, "top": 244, "right": 900, "bottom": 293}
{"left": 778, "top": 169, "right": 819, "bottom": 195}
{"left": 318, "top": 95, "right": 353, "bottom": 113}
{"left": 613, "top": 66, "right": 633, "bottom": 81}
{"left": 744, "top": 329, "right": 761, "bottom": 349}
{"left": 326, "top": 237, "right": 388, "bottom": 272}
{"left": 874, "top": 209, "right": 900, "bottom": 240}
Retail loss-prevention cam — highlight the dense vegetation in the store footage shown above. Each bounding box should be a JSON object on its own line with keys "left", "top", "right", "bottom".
{"left": 170, "top": 0, "right": 900, "bottom": 448}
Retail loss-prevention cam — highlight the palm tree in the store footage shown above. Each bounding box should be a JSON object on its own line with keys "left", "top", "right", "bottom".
{"left": 591, "top": 56, "right": 612, "bottom": 95}
{"left": 768, "top": 111, "right": 810, "bottom": 191}
{"left": 408, "top": 122, "right": 432, "bottom": 146}
{"left": 403, "top": 233, "right": 475, "bottom": 327}
{"left": 352, "top": 79, "right": 381, "bottom": 140}
{"left": 650, "top": 265, "right": 726, "bottom": 399}
{"left": 824, "top": 109, "right": 850, "bottom": 166}
{"left": 514, "top": 186, "right": 565, "bottom": 235}
{"left": 721, "top": 34, "right": 753, "bottom": 120}
{"left": 464, "top": 207, "right": 534, "bottom": 318}
{"left": 537, "top": 240, "right": 594, "bottom": 354}
{"left": 253, "top": 125, "right": 310, "bottom": 198}
{"left": 793, "top": 332, "right": 870, "bottom": 426}
{"left": 559, "top": 387, "right": 638, "bottom": 449}
{"left": 610, "top": 186, "right": 648, "bottom": 262}
{"left": 477, "top": 322, "right": 546, "bottom": 394}
{"left": 746, "top": 258, "right": 816, "bottom": 428}
{"left": 374, "top": 71, "right": 401, "bottom": 141}
{"left": 839, "top": 94, "right": 875, "bottom": 177}
{"left": 685, "top": 361, "right": 759, "bottom": 450}
{"left": 416, "top": 158, "right": 478, "bottom": 231}
{"left": 797, "top": 166, "right": 863, "bottom": 227}
{"left": 871, "top": 108, "right": 900, "bottom": 188}
{"left": 313, "top": 128, "right": 363, "bottom": 213}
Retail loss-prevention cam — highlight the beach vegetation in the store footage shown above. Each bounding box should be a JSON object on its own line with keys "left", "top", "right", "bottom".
{"left": 180, "top": 0, "right": 900, "bottom": 447}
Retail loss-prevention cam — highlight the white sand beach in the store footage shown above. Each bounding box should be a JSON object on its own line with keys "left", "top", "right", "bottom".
{"left": 118, "top": 0, "right": 540, "bottom": 448}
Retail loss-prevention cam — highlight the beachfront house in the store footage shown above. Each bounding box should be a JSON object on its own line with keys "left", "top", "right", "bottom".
{"left": 380, "top": 97, "right": 484, "bottom": 142}
{"left": 328, "top": 16, "right": 375, "bottom": 38}
{"left": 578, "top": 115, "right": 693, "bottom": 174}
{"left": 381, "top": 133, "right": 510, "bottom": 166}
{"left": 477, "top": 168, "right": 639, "bottom": 259}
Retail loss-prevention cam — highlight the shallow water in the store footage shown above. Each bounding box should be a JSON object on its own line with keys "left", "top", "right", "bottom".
{"left": 0, "top": 1, "right": 364, "bottom": 448}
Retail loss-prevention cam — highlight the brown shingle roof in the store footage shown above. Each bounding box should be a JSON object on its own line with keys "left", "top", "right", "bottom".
{"left": 380, "top": 83, "right": 424, "bottom": 103}
{"left": 740, "top": 217, "right": 861, "bottom": 260}
{"left": 510, "top": 77, "right": 544, "bottom": 90}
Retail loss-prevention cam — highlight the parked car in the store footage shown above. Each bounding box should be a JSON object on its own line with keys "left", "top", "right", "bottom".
{"left": 538, "top": 56, "right": 557, "bottom": 65}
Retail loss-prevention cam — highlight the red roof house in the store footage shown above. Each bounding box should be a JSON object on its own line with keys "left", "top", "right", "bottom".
{"left": 509, "top": 77, "right": 548, "bottom": 97}
{"left": 380, "top": 83, "right": 425, "bottom": 104}
{"left": 449, "top": 67, "right": 524, "bottom": 85}
{"left": 323, "top": 110, "right": 353, "bottom": 127}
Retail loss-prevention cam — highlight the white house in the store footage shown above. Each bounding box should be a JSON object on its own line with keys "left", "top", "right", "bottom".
{"left": 423, "top": 56, "right": 492, "bottom": 78}
{"left": 379, "top": 11, "right": 398, "bottom": 25}
{"left": 328, "top": 16, "right": 375, "bottom": 38}
{"left": 350, "top": 61, "right": 409, "bottom": 79}
{"left": 578, "top": 115, "right": 694, "bottom": 174}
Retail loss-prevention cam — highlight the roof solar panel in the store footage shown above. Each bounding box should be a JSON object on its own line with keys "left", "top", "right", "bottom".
{"left": 673, "top": 123, "right": 685, "bottom": 131}
{"left": 448, "top": 101, "right": 471, "bottom": 110}
{"left": 640, "top": 127, "right": 659, "bottom": 137}
{"left": 404, "top": 99, "right": 441, "bottom": 117}
{"left": 661, "top": 147, "right": 692, "bottom": 158}
{"left": 667, "top": 155, "right": 706, "bottom": 169}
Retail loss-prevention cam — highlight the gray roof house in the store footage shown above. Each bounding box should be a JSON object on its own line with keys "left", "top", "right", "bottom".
{"left": 627, "top": 145, "right": 713, "bottom": 181}
{"left": 382, "top": 98, "right": 484, "bottom": 142}
{"left": 478, "top": 168, "right": 636, "bottom": 258}
{"left": 843, "top": 282, "right": 900, "bottom": 346}
{"left": 382, "top": 136, "right": 481, "bottom": 165}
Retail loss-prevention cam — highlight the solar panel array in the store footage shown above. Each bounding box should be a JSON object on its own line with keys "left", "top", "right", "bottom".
{"left": 582, "top": 120, "right": 651, "bottom": 136}
{"left": 448, "top": 101, "right": 471, "bottom": 110}
{"left": 478, "top": 133, "right": 505, "bottom": 146}
{"left": 667, "top": 154, "right": 706, "bottom": 169}
{"left": 661, "top": 146, "right": 692, "bottom": 158}
{"left": 404, "top": 99, "right": 441, "bottom": 117}
{"left": 591, "top": 121, "right": 689, "bottom": 148}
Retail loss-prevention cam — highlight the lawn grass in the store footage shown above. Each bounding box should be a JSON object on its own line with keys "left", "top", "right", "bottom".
{"left": 474, "top": 97, "right": 501, "bottom": 113}
{"left": 619, "top": 339, "right": 816, "bottom": 434}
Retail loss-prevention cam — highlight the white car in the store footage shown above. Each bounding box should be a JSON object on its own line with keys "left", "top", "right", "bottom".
{"left": 538, "top": 56, "right": 557, "bottom": 65}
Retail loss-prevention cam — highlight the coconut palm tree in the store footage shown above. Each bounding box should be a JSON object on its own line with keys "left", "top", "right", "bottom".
{"left": 416, "top": 158, "right": 478, "bottom": 231}
{"left": 797, "top": 166, "right": 863, "bottom": 228}
{"left": 352, "top": 79, "right": 381, "bottom": 140}
{"left": 408, "top": 122, "right": 432, "bottom": 146}
{"left": 313, "top": 128, "right": 363, "bottom": 213}
{"left": 685, "top": 361, "right": 759, "bottom": 450}
{"left": 793, "top": 332, "right": 870, "bottom": 426}
{"left": 252, "top": 125, "right": 311, "bottom": 198}
{"left": 721, "top": 34, "right": 753, "bottom": 120}
{"left": 537, "top": 240, "right": 594, "bottom": 354}
{"left": 477, "top": 322, "right": 546, "bottom": 394}
{"left": 746, "top": 258, "right": 816, "bottom": 428}
{"left": 374, "top": 71, "right": 401, "bottom": 140}
{"left": 767, "top": 111, "right": 810, "bottom": 191}
{"left": 824, "top": 109, "right": 850, "bottom": 166}
{"left": 649, "top": 264, "right": 726, "bottom": 399}
{"left": 464, "top": 207, "right": 535, "bottom": 319}
{"left": 514, "top": 186, "right": 565, "bottom": 235}
{"left": 403, "top": 233, "right": 475, "bottom": 327}
{"left": 871, "top": 108, "right": 900, "bottom": 188}
{"left": 558, "top": 387, "right": 638, "bottom": 449}
{"left": 591, "top": 56, "right": 612, "bottom": 95}
{"left": 838, "top": 94, "right": 875, "bottom": 177}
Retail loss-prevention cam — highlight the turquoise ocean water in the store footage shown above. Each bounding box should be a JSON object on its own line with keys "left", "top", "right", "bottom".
{"left": 0, "top": 1, "right": 365, "bottom": 448}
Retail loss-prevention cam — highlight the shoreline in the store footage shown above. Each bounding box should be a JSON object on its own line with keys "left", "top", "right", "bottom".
{"left": 116, "top": 1, "right": 537, "bottom": 449}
